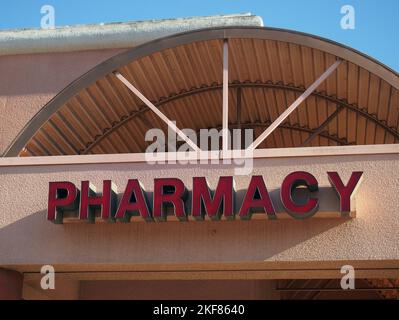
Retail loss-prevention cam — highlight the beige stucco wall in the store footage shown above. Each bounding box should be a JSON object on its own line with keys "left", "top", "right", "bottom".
{"left": 0, "top": 49, "right": 124, "bottom": 155}
{"left": 0, "top": 147, "right": 398, "bottom": 276}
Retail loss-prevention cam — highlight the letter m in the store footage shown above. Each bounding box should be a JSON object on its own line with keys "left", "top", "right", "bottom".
{"left": 192, "top": 176, "right": 234, "bottom": 220}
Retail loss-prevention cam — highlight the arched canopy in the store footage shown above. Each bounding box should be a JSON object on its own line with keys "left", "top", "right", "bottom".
{"left": 4, "top": 27, "right": 399, "bottom": 157}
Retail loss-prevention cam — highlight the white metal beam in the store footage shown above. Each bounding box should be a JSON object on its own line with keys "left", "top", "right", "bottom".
{"left": 114, "top": 71, "right": 201, "bottom": 152}
{"left": 222, "top": 39, "right": 229, "bottom": 151}
{"left": 246, "top": 59, "right": 342, "bottom": 151}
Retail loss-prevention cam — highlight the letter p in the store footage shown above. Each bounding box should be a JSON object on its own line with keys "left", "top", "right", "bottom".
{"left": 48, "top": 182, "right": 78, "bottom": 224}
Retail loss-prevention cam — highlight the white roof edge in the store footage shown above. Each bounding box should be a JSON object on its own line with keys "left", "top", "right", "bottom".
{"left": 0, "top": 144, "right": 398, "bottom": 167}
{"left": 0, "top": 13, "right": 263, "bottom": 56}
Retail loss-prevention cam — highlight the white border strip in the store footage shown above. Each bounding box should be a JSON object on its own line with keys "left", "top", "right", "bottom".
{"left": 222, "top": 39, "right": 229, "bottom": 151}
{"left": 0, "top": 145, "right": 398, "bottom": 168}
{"left": 0, "top": 14, "right": 263, "bottom": 56}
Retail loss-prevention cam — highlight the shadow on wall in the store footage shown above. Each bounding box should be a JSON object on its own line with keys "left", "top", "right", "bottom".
{"left": 0, "top": 207, "right": 347, "bottom": 267}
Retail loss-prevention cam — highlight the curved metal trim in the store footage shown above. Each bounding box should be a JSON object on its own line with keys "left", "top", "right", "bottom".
{"left": 3, "top": 26, "right": 399, "bottom": 157}
{"left": 78, "top": 82, "right": 397, "bottom": 154}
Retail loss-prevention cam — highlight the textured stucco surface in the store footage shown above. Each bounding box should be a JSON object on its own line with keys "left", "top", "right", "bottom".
{"left": 0, "top": 48, "right": 124, "bottom": 155}
{"left": 0, "top": 153, "right": 398, "bottom": 267}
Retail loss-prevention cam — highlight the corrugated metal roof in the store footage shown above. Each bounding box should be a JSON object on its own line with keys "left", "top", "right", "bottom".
{"left": 5, "top": 27, "right": 399, "bottom": 157}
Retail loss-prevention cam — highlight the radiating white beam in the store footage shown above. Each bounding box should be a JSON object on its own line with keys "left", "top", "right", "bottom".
{"left": 246, "top": 59, "right": 342, "bottom": 151}
{"left": 222, "top": 39, "right": 229, "bottom": 151}
{"left": 114, "top": 71, "right": 201, "bottom": 152}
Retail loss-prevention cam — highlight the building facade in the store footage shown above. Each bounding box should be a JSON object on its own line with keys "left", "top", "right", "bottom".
{"left": 0, "top": 14, "right": 399, "bottom": 300}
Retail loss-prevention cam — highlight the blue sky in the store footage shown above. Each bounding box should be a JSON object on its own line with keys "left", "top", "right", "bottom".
{"left": 1, "top": 0, "right": 398, "bottom": 71}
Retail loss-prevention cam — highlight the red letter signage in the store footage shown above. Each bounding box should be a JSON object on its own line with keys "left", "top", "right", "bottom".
{"left": 327, "top": 171, "right": 363, "bottom": 216}
{"left": 79, "top": 180, "right": 117, "bottom": 223}
{"left": 115, "top": 179, "right": 152, "bottom": 222}
{"left": 192, "top": 176, "right": 234, "bottom": 220}
{"left": 281, "top": 171, "right": 319, "bottom": 219}
{"left": 153, "top": 178, "right": 187, "bottom": 221}
{"left": 47, "top": 171, "right": 364, "bottom": 223}
{"left": 239, "top": 176, "right": 276, "bottom": 220}
{"left": 48, "top": 181, "right": 78, "bottom": 224}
